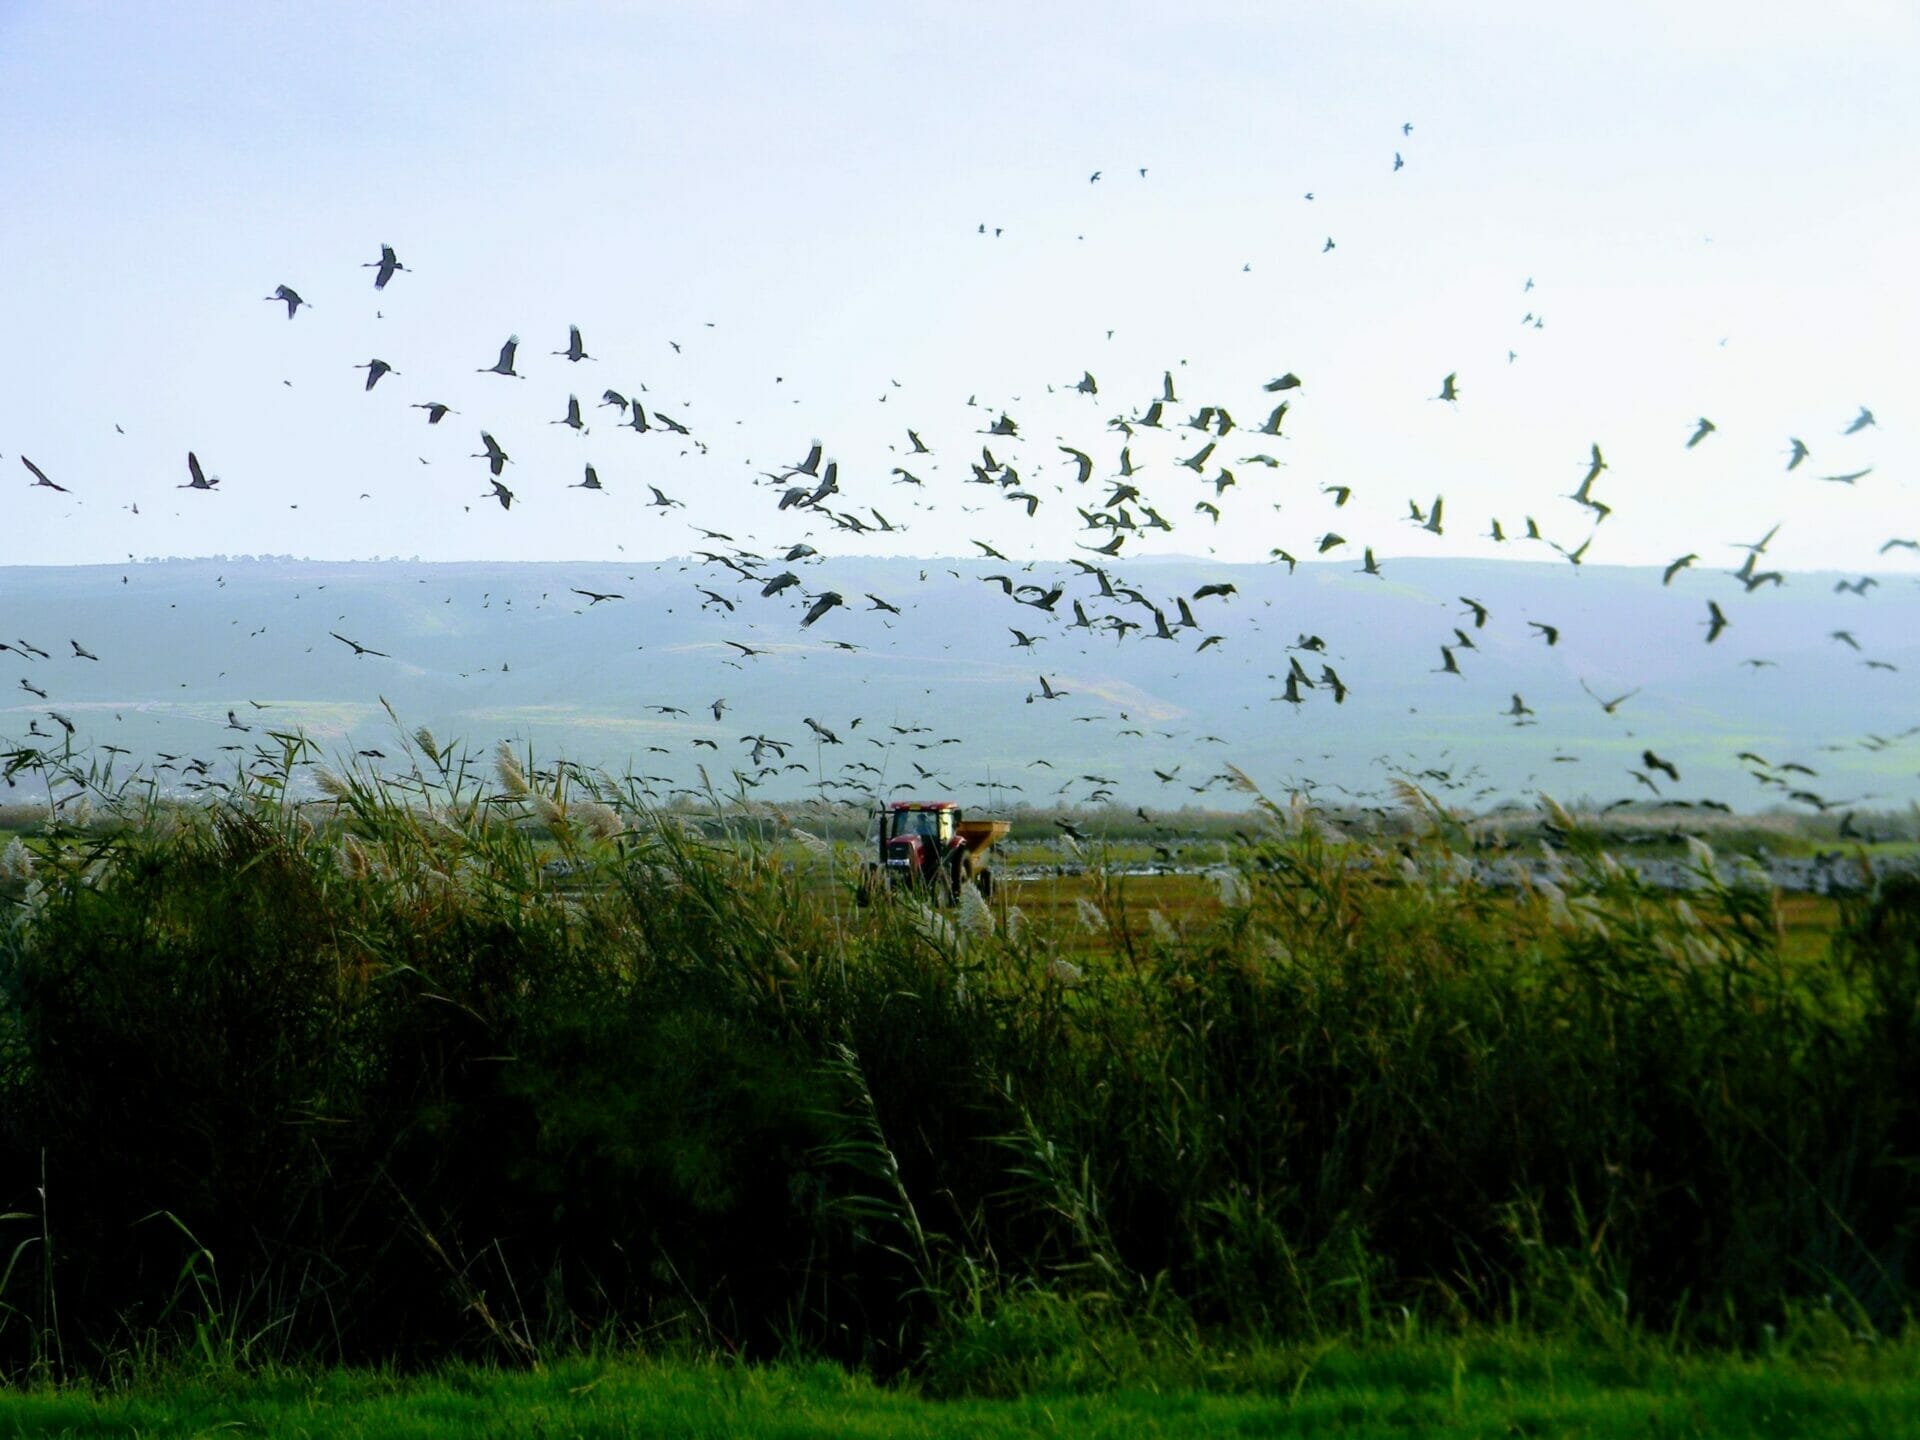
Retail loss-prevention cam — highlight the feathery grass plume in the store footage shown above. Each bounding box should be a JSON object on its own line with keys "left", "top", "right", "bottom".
{"left": 1003, "top": 903, "right": 1026, "bottom": 941}
{"left": 1223, "top": 763, "right": 1261, "bottom": 795}
{"left": 575, "top": 800, "right": 622, "bottom": 841}
{"left": 495, "top": 742, "right": 531, "bottom": 798}
{"left": 905, "top": 900, "right": 956, "bottom": 949}
{"left": 1569, "top": 894, "right": 1610, "bottom": 939}
{"left": 1539, "top": 792, "right": 1577, "bottom": 833}
{"left": 0, "top": 835, "right": 33, "bottom": 880}
{"left": 958, "top": 881, "right": 996, "bottom": 937}
{"left": 532, "top": 792, "right": 568, "bottom": 835}
{"left": 1075, "top": 896, "right": 1107, "bottom": 932}
{"left": 337, "top": 832, "right": 371, "bottom": 880}
{"left": 1211, "top": 867, "right": 1249, "bottom": 907}
{"left": 1534, "top": 875, "right": 1576, "bottom": 931}
{"left": 413, "top": 725, "right": 440, "bottom": 762}
{"left": 789, "top": 826, "right": 831, "bottom": 856}
{"left": 1684, "top": 834, "right": 1719, "bottom": 884}
{"left": 1047, "top": 957, "right": 1085, "bottom": 987}
{"left": 1146, "top": 908, "right": 1176, "bottom": 945}
{"left": 314, "top": 766, "right": 352, "bottom": 803}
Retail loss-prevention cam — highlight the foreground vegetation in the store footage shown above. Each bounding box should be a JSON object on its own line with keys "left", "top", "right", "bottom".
{"left": 5, "top": 1336, "right": 1920, "bottom": 1437}
{"left": 0, "top": 732, "right": 1915, "bottom": 1421}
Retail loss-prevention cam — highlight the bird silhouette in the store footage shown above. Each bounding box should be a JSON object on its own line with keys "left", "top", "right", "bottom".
{"left": 1579, "top": 680, "right": 1640, "bottom": 715}
{"left": 479, "top": 336, "right": 522, "bottom": 377}
{"left": 1686, "top": 417, "right": 1717, "bottom": 447}
{"left": 474, "top": 433, "right": 510, "bottom": 475}
{"left": 265, "top": 284, "right": 307, "bottom": 318}
{"left": 363, "top": 244, "right": 407, "bottom": 289}
{"left": 800, "top": 592, "right": 844, "bottom": 628}
{"left": 21, "top": 457, "right": 67, "bottom": 492}
{"left": 181, "top": 452, "right": 219, "bottom": 490}
{"left": 554, "top": 325, "right": 591, "bottom": 362}
{"left": 330, "top": 631, "right": 389, "bottom": 658}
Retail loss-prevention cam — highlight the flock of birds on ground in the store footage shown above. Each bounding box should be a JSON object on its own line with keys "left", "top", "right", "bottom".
{"left": 8, "top": 130, "right": 1917, "bottom": 829}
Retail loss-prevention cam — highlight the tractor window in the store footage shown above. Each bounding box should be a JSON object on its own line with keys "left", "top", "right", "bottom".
{"left": 893, "top": 810, "right": 941, "bottom": 840}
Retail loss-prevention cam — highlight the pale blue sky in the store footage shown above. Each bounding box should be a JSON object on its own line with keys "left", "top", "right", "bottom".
{"left": 4, "top": 1, "right": 1915, "bottom": 573}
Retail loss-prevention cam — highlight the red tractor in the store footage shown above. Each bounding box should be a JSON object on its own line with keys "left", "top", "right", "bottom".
{"left": 856, "top": 801, "right": 1008, "bottom": 905}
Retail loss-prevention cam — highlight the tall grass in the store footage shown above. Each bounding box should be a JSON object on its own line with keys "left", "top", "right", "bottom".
{"left": 0, "top": 736, "right": 1913, "bottom": 1388}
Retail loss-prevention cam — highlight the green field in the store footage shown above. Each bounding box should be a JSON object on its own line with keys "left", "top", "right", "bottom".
{"left": 1, "top": 740, "right": 1916, "bottom": 1427}
{"left": 3, "top": 1341, "right": 1918, "bottom": 1437}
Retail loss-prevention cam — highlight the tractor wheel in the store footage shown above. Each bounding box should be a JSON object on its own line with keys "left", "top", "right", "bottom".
{"left": 974, "top": 868, "right": 994, "bottom": 900}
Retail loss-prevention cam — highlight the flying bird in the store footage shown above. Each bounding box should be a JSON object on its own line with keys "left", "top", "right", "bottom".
{"left": 554, "top": 325, "right": 591, "bottom": 362}
{"left": 181, "top": 452, "right": 219, "bottom": 490}
{"left": 1704, "top": 600, "right": 1729, "bottom": 642}
{"left": 363, "top": 244, "right": 407, "bottom": 289}
{"left": 1843, "top": 406, "right": 1875, "bottom": 434}
{"left": 21, "top": 456, "right": 67, "bottom": 492}
{"left": 800, "top": 592, "right": 844, "bottom": 628}
{"left": 479, "top": 336, "right": 522, "bottom": 377}
{"left": 1686, "top": 417, "right": 1717, "bottom": 447}
{"left": 355, "top": 359, "right": 396, "bottom": 390}
{"left": 474, "top": 433, "right": 510, "bottom": 474}
{"left": 1579, "top": 680, "right": 1640, "bottom": 715}
{"left": 330, "top": 631, "right": 389, "bottom": 658}
{"left": 265, "top": 284, "right": 307, "bottom": 318}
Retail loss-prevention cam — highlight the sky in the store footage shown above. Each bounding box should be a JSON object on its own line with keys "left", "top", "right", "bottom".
{"left": 2, "top": 0, "right": 1916, "bottom": 576}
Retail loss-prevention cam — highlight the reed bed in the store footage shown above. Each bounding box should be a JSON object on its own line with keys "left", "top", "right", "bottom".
{"left": 0, "top": 736, "right": 1913, "bottom": 1391}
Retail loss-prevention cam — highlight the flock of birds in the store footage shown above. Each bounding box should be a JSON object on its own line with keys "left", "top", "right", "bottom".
{"left": 9, "top": 130, "right": 1916, "bottom": 828}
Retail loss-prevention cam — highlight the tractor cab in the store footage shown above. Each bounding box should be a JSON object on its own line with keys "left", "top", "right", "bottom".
{"left": 880, "top": 802, "right": 959, "bottom": 879}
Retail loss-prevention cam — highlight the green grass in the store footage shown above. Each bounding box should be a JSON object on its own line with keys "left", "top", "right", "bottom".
{"left": 3, "top": 1339, "right": 1917, "bottom": 1438}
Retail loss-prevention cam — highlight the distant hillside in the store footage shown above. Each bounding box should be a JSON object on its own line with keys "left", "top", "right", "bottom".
{"left": 2, "top": 555, "right": 1915, "bottom": 812}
